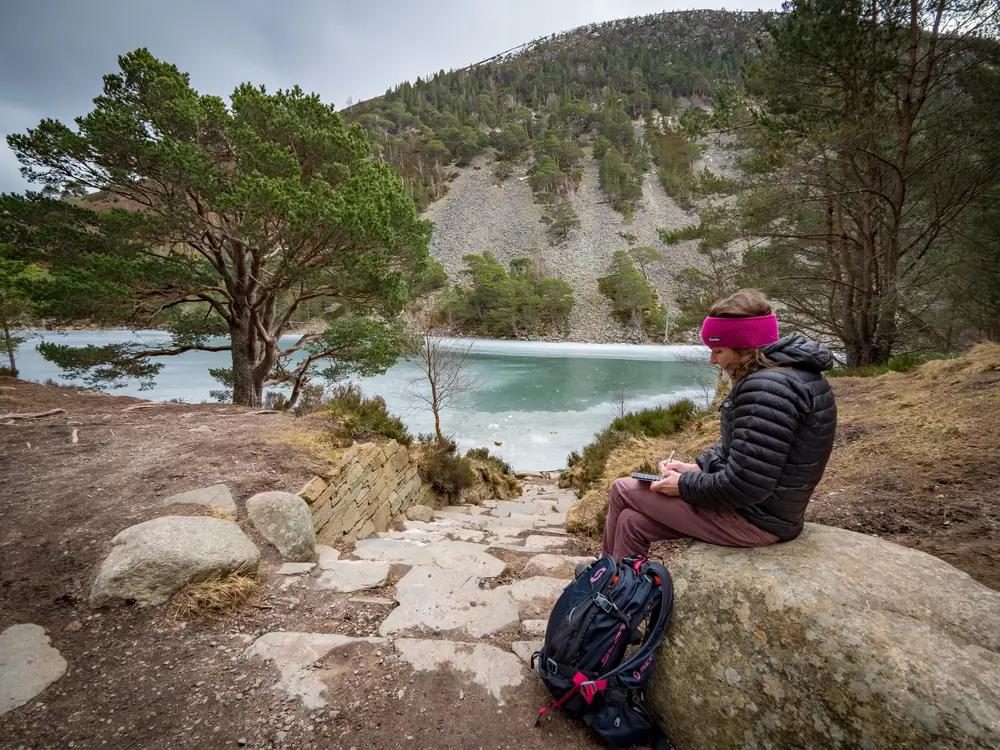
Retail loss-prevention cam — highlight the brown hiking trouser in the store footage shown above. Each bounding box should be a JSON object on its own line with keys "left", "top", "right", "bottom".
{"left": 602, "top": 477, "right": 780, "bottom": 559}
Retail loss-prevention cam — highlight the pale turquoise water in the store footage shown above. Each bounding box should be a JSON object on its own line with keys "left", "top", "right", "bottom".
{"left": 14, "top": 331, "right": 716, "bottom": 471}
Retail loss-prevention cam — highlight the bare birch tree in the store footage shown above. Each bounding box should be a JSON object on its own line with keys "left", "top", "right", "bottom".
{"left": 401, "top": 335, "right": 479, "bottom": 442}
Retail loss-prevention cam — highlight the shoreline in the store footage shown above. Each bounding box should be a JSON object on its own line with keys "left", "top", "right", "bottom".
{"left": 29, "top": 324, "right": 689, "bottom": 347}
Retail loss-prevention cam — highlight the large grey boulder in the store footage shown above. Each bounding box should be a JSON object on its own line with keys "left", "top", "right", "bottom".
{"left": 648, "top": 523, "right": 1000, "bottom": 750}
{"left": 90, "top": 516, "right": 260, "bottom": 607}
{"left": 246, "top": 491, "right": 316, "bottom": 562}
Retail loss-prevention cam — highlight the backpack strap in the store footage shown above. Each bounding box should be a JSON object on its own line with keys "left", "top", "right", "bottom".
{"left": 604, "top": 560, "right": 673, "bottom": 684}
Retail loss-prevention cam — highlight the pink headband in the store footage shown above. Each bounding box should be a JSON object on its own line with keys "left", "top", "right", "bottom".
{"left": 701, "top": 314, "right": 779, "bottom": 349}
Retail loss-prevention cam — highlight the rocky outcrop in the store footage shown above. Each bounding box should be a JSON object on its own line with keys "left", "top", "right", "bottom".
{"left": 302, "top": 440, "right": 426, "bottom": 545}
{"left": 422, "top": 145, "right": 702, "bottom": 343}
{"left": 90, "top": 516, "right": 260, "bottom": 607}
{"left": 246, "top": 491, "right": 316, "bottom": 562}
{"left": 648, "top": 524, "right": 1000, "bottom": 750}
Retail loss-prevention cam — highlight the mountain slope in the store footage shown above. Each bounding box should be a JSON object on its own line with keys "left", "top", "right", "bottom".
{"left": 349, "top": 9, "right": 770, "bottom": 341}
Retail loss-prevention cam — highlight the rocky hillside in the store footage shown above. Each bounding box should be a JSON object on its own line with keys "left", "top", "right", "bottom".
{"left": 423, "top": 148, "right": 706, "bottom": 342}
{"left": 346, "top": 9, "right": 768, "bottom": 341}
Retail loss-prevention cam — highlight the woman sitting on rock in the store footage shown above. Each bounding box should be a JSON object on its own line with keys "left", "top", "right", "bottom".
{"left": 602, "top": 289, "right": 837, "bottom": 560}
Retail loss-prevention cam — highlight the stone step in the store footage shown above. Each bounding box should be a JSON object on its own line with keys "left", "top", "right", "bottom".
{"left": 379, "top": 567, "right": 519, "bottom": 639}
{"left": 432, "top": 511, "right": 490, "bottom": 529}
{"left": 491, "top": 500, "right": 562, "bottom": 517}
{"left": 313, "top": 561, "right": 389, "bottom": 593}
{"left": 353, "top": 538, "right": 507, "bottom": 578}
{"left": 522, "top": 554, "right": 594, "bottom": 579}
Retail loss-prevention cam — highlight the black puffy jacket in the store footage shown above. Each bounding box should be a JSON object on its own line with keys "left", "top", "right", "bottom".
{"left": 678, "top": 333, "right": 837, "bottom": 541}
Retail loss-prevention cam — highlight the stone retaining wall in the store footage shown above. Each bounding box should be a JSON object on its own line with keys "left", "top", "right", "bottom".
{"left": 298, "top": 440, "right": 429, "bottom": 544}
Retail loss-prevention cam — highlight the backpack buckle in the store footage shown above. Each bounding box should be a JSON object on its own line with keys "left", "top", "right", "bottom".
{"left": 594, "top": 593, "right": 615, "bottom": 613}
{"left": 546, "top": 657, "right": 558, "bottom": 674}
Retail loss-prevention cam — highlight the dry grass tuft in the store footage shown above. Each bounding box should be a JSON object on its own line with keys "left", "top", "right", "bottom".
{"left": 566, "top": 418, "right": 722, "bottom": 536}
{"left": 169, "top": 570, "right": 260, "bottom": 620}
{"left": 272, "top": 425, "right": 345, "bottom": 462}
{"left": 917, "top": 342, "right": 1000, "bottom": 380}
{"left": 209, "top": 507, "right": 236, "bottom": 522}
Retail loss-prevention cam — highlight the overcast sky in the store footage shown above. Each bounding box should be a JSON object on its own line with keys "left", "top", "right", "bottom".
{"left": 0, "top": 0, "right": 782, "bottom": 194}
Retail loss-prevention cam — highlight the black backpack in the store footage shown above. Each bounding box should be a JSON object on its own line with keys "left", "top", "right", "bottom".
{"left": 531, "top": 554, "right": 674, "bottom": 749}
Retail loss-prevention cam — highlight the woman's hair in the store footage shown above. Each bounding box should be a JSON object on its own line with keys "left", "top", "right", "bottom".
{"left": 709, "top": 289, "right": 777, "bottom": 381}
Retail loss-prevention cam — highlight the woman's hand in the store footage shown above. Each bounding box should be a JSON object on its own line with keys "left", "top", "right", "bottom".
{"left": 658, "top": 459, "right": 701, "bottom": 475}
{"left": 650, "top": 471, "right": 681, "bottom": 496}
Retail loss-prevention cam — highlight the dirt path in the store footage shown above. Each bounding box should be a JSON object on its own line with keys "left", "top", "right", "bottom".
{"left": 0, "top": 379, "right": 611, "bottom": 749}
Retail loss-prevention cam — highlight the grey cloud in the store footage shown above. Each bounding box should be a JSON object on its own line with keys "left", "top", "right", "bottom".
{"left": 0, "top": 0, "right": 782, "bottom": 193}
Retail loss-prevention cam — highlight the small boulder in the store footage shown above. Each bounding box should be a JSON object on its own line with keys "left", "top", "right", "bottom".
{"left": 90, "top": 516, "right": 260, "bottom": 607}
{"left": 648, "top": 524, "right": 1000, "bottom": 750}
{"left": 404, "top": 504, "right": 435, "bottom": 523}
{"left": 157, "top": 483, "right": 236, "bottom": 515}
{"left": 246, "top": 491, "right": 316, "bottom": 562}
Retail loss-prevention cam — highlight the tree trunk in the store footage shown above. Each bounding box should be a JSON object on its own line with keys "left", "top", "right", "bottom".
{"left": 1, "top": 303, "right": 16, "bottom": 375}
{"left": 230, "top": 315, "right": 263, "bottom": 407}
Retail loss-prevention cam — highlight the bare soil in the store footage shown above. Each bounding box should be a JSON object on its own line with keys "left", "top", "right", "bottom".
{"left": 0, "top": 378, "right": 607, "bottom": 749}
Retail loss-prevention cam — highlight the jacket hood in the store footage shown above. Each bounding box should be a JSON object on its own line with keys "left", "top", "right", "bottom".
{"left": 763, "top": 332, "right": 836, "bottom": 373}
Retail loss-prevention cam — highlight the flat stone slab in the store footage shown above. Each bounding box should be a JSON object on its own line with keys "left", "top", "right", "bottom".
{"left": 0, "top": 624, "right": 68, "bottom": 716}
{"left": 246, "top": 632, "right": 384, "bottom": 709}
{"left": 487, "top": 536, "right": 525, "bottom": 549}
{"left": 394, "top": 639, "right": 526, "bottom": 704}
{"left": 350, "top": 595, "right": 395, "bottom": 606}
{"left": 379, "top": 567, "right": 519, "bottom": 638}
{"left": 277, "top": 562, "right": 316, "bottom": 576}
{"left": 433, "top": 512, "right": 490, "bottom": 529}
{"left": 353, "top": 538, "right": 436, "bottom": 566}
{"left": 533, "top": 513, "right": 568, "bottom": 528}
{"left": 314, "top": 561, "right": 390, "bottom": 593}
{"left": 485, "top": 517, "right": 537, "bottom": 536}
{"left": 492, "top": 500, "right": 559, "bottom": 517}
{"left": 500, "top": 576, "right": 570, "bottom": 619}
{"left": 158, "top": 483, "right": 236, "bottom": 515}
{"left": 521, "top": 535, "right": 572, "bottom": 551}
{"left": 316, "top": 545, "right": 341, "bottom": 568}
{"left": 449, "top": 504, "right": 489, "bottom": 516}
{"left": 511, "top": 640, "right": 544, "bottom": 668}
{"left": 522, "top": 554, "right": 594, "bottom": 579}
{"left": 353, "top": 539, "right": 506, "bottom": 578}
{"left": 521, "top": 619, "right": 548, "bottom": 637}
{"left": 386, "top": 529, "right": 448, "bottom": 544}
{"left": 441, "top": 528, "right": 487, "bottom": 543}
